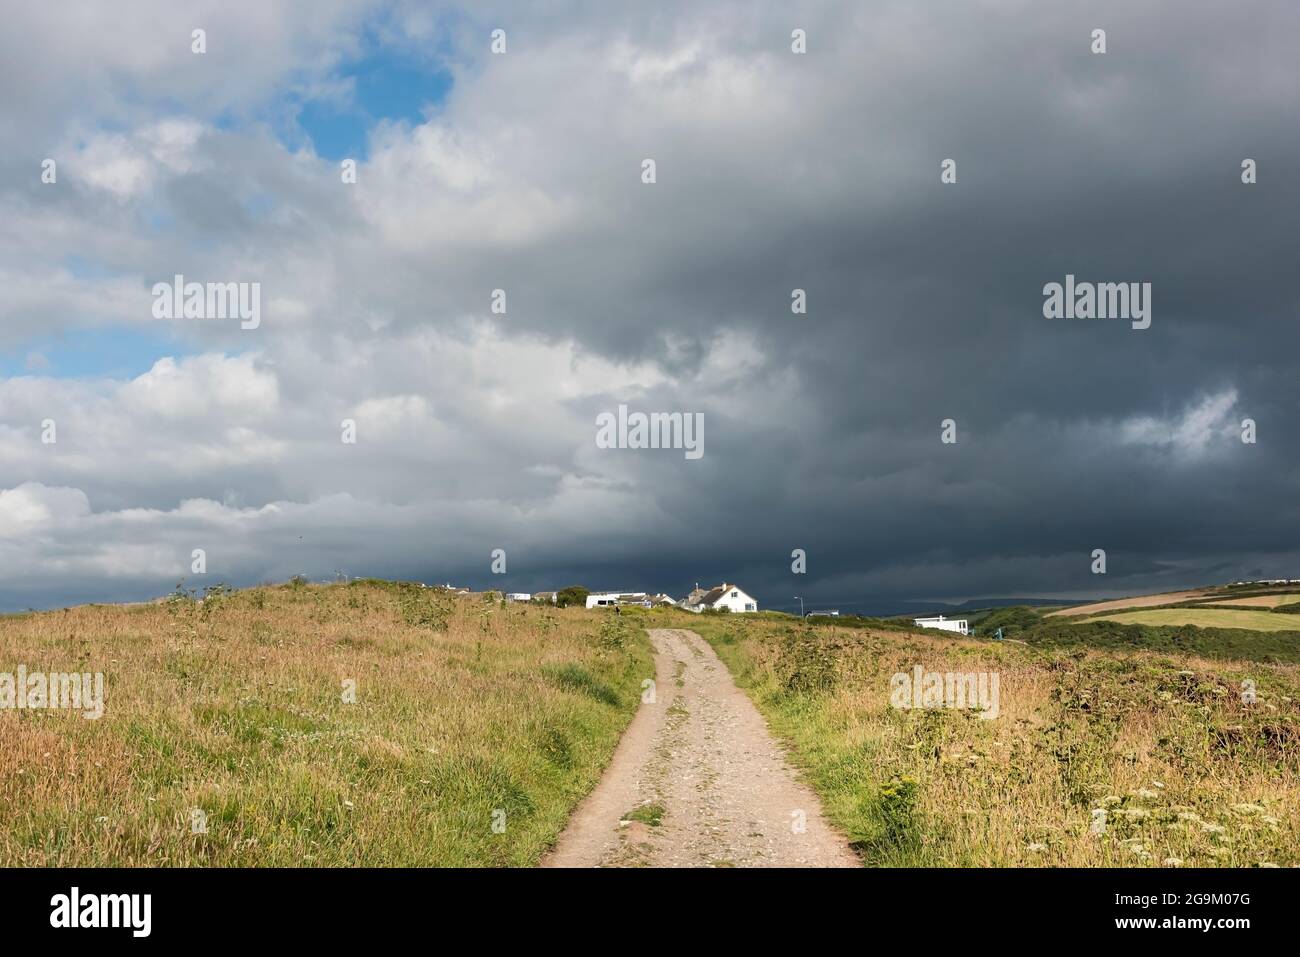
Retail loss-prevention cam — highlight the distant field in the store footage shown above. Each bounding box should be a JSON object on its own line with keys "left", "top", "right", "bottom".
{"left": 0, "top": 581, "right": 651, "bottom": 866}
{"left": 1202, "top": 595, "right": 1300, "bottom": 609}
{"left": 1046, "top": 590, "right": 1210, "bottom": 618}
{"left": 1086, "top": 608, "right": 1300, "bottom": 632}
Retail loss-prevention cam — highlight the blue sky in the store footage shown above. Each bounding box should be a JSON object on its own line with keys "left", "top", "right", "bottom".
{"left": 0, "top": 326, "right": 192, "bottom": 379}
{"left": 291, "top": 49, "right": 454, "bottom": 161}
{"left": 2, "top": 41, "right": 455, "bottom": 382}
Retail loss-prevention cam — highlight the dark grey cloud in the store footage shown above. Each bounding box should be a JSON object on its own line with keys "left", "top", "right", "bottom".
{"left": 2, "top": 0, "right": 1299, "bottom": 613}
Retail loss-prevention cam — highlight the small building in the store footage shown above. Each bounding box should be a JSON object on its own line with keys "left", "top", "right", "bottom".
{"left": 506, "top": 592, "right": 533, "bottom": 603}
{"left": 532, "top": 591, "right": 558, "bottom": 604}
{"left": 586, "top": 591, "right": 649, "bottom": 609}
{"left": 680, "top": 585, "right": 709, "bottom": 609}
{"left": 913, "top": 615, "right": 969, "bottom": 636}
{"left": 681, "top": 583, "right": 758, "bottom": 613}
{"left": 807, "top": 609, "right": 840, "bottom": 617}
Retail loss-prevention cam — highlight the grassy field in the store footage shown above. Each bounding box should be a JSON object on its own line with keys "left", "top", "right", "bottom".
{"left": 677, "top": 610, "right": 1299, "bottom": 867}
{"left": 0, "top": 580, "right": 651, "bottom": 866}
{"left": 968, "top": 603, "right": 1300, "bottom": 663}
{"left": 1202, "top": 595, "right": 1300, "bottom": 609}
{"left": 1045, "top": 590, "right": 1211, "bottom": 618}
{"left": 1087, "top": 608, "right": 1300, "bottom": 632}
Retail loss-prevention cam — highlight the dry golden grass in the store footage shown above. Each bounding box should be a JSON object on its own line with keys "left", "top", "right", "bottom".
{"left": 685, "top": 613, "right": 1300, "bottom": 867}
{"left": 1046, "top": 590, "right": 1211, "bottom": 617}
{"left": 0, "top": 581, "right": 651, "bottom": 866}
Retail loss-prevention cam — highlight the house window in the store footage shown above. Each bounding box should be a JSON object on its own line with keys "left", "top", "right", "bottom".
{"left": 745, "top": 603, "right": 755, "bottom": 611}
{"left": 730, "top": 590, "right": 738, "bottom": 598}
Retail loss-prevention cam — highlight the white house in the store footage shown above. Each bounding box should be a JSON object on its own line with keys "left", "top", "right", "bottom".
{"left": 506, "top": 592, "right": 533, "bottom": 603}
{"left": 681, "top": 583, "right": 758, "bottom": 613}
{"left": 913, "top": 615, "right": 969, "bottom": 636}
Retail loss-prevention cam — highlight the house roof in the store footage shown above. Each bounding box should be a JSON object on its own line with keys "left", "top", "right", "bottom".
{"left": 682, "top": 582, "right": 756, "bottom": 607}
{"left": 698, "top": 583, "right": 737, "bottom": 606}
{"left": 699, "top": 586, "right": 725, "bottom": 605}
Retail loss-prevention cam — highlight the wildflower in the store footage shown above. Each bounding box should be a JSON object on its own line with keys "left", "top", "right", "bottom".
{"left": 1177, "top": 811, "right": 1201, "bottom": 822}
{"left": 1027, "top": 843, "right": 1048, "bottom": 852}
{"left": 1202, "top": 822, "right": 1227, "bottom": 835}
{"left": 1230, "top": 803, "right": 1265, "bottom": 816}
{"left": 1133, "top": 788, "right": 1159, "bottom": 800}
{"left": 1260, "top": 862, "right": 1279, "bottom": 869}
{"left": 1101, "top": 795, "right": 1123, "bottom": 806}
{"left": 1163, "top": 857, "right": 1184, "bottom": 867}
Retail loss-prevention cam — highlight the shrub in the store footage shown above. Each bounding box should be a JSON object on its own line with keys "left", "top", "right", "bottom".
{"left": 556, "top": 585, "right": 589, "bottom": 609}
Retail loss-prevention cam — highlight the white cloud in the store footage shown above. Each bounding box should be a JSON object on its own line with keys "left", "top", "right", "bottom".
{"left": 122, "top": 354, "right": 280, "bottom": 420}
{"left": 0, "top": 483, "right": 91, "bottom": 538}
{"left": 1118, "top": 388, "right": 1241, "bottom": 459}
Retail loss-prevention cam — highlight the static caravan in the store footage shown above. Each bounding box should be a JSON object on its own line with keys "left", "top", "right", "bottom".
{"left": 912, "top": 615, "right": 969, "bottom": 636}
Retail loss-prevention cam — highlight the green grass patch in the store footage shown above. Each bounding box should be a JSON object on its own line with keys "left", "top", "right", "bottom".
{"left": 542, "top": 663, "right": 622, "bottom": 707}
{"left": 625, "top": 802, "right": 665, "bottom": 827}
{"left": 1086, "top": 608, "right": 1300, "bottom": 633}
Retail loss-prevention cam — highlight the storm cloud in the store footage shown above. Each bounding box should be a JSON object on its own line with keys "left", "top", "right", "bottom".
{"left": 2, "top": 1, "right": 1298, "bottom": 612}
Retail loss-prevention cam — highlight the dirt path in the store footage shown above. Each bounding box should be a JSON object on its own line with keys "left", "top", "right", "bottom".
{"left": 543, "top": 628, "right": 858, "bottom": 868}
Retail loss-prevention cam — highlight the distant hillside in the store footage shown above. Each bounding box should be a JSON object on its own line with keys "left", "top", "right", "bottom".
{"left": 875, "top": 596, "right": 1075, "bottom": 617}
